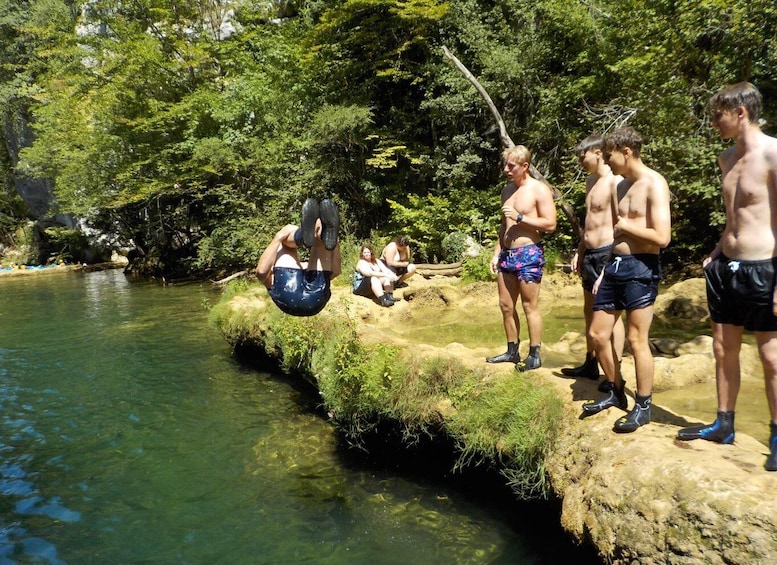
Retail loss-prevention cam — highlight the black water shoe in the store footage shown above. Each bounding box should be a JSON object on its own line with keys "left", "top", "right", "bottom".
{"left": 561, "top": 353, "right": 599, "bottom": 379}
{"left": 319, "top": 198, "right": 340, "bottom": 251}
{"left": 613, "top": 394, "right": 652, "bottom": 433}
{"left": 677, "top": 411, "right": 735, "bottom": 444}
{"left": 582, "top": 382, "right": 627, "bottom": 414}
{"left": 766, "top": 423, "right": 777, "bottom": 472}
{"left": 300, "top": 198, "right": 319, "bottom": 248}
{"left": 486, "top": 342, "right": 519, "bottom": 364}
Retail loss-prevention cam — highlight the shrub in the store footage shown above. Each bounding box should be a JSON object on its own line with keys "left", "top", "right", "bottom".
{"left": 441, "top": 231, "right": 469, "bottom": 262}
{"left": 461, "top": 253, "right": 494, "bottom": 282}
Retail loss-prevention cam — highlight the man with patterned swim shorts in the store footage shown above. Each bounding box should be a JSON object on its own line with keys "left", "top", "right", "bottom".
{"left": 486, "top": 145, "right": 557, "bottom": 371}
{"left": 496, "top": 243, "right": 545, "bottom": 283}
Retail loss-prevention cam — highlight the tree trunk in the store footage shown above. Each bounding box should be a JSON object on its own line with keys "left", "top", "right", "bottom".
{"left": 441, "top": 46, "right": 581, "bottom": 237}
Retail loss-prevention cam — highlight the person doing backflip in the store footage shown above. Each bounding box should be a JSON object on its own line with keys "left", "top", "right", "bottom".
{"left": 255, "top": 198, "right": 341, "bottom": 317}
{"left": 677, "top": 82, "right": 777, "bottom": 472}
{"left": 486, "top": 145, "right": 557, "bottom": 371}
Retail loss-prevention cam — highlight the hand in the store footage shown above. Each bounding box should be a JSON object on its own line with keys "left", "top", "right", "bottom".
{"left": 490, "top": 255, "right": 499, "bottom": 275}
{"left": 501, "top": 205, "right": 520, "bottom": 222}
{"left": 613, "top": 215, "right": 632, "bottom": 238}
{"left": 570, "top": 251, "right": 579, "bottom": 274}
{"left": 591, "top": 270, "right": 605, "bottom": 295}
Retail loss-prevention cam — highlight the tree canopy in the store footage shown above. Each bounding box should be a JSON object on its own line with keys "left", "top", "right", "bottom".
{"left": 2, "top": 0, "right": 776, "bottom": 276}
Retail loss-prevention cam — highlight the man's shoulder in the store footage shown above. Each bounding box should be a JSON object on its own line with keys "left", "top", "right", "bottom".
{"left": 634, "top": 164, "right": 669, "bottom": 192}
{"left": 759, "top": 133, "right": 777, "bottom": 162}
{"left": 527, "top": 176, "right": 552, "bottom": 197}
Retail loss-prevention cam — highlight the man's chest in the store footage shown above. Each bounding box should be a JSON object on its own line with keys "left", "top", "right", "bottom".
{"left": 723, "top": 159, "right": 771, "bottom": 207}
{"left": 617, "top": 185, "right": 648, "bottom": 218}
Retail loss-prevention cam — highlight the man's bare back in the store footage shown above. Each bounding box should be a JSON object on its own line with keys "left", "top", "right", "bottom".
{"left": 719, "top": 133, "right": 777, "bottom": 261}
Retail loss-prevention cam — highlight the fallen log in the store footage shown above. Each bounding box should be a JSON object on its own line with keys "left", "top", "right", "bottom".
{"left": 415, "top": 262, "right": 462, "bottom": 277}
{"left": 212, "top": 270, "right": 249, "bottom": 285}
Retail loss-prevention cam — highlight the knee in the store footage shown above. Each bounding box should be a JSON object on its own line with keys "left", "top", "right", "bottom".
{"left": 407, "top": 264, "right": 416, "bottom": 274}
{"left": 589, "top": 328, "right": 609, "bottom": 349}
{"left": 521, "top": 299, "right": 539, "bottom": 316}
{"left": 498, "top": 299, "right": 515, "bottom": 315}
{"left": 712, "top": 339, "right": 727, "bottom": 360}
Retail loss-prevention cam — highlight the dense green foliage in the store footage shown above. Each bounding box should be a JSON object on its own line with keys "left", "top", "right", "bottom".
{"left": 2, "top": 0, "right": 777, "bottom": 275}
{"left": 210, "top": 281, "right": 564, "bottom": 497}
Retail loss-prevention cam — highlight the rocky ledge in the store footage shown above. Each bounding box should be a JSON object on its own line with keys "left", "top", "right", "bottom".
{"left": 216, "top": 273, "right": 777, "bottom": 564}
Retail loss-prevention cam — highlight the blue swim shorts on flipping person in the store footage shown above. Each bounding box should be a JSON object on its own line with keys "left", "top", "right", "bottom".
{"left": 497, "top": 244, "right": 545, "bottom": 283}
{"left": 268, "top": 266, "right": 332, "bottom": 317}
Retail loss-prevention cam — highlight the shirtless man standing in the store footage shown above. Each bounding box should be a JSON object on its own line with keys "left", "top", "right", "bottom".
{"left": 677, "top": 82, "right": 777, "bottom": 472}
{"left": 562, "top": 135, "right": 626, "bottom": 389}
{"left": 486, "top": 145, "right": 557, "bottom": 371}
{"left": 583, "top": 127, "right": 672, "bottom": 432}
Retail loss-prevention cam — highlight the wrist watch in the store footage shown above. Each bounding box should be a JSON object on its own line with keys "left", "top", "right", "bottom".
{"left": 515, "top": 212, "right": 523, "bottom": 223}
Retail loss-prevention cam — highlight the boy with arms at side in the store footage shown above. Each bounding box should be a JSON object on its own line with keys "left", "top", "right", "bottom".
{"left": 486, "top": 145, "right": 557, "bottom": 371}
{"left": 677, "top": 82, "right": 777, "bottom": 471}
{"left": 583, "top": 127, "right": 672, "bottom": 432}
{"left": 563, "top": 135, "right": 626, "bottom": 389}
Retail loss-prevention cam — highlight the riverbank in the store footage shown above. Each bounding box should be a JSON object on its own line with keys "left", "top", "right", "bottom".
{"left": 211, "top": 273, "right": 777, "bottom": 564}
{"left": 0, "top": 261, "right": 128, "bottom": 278}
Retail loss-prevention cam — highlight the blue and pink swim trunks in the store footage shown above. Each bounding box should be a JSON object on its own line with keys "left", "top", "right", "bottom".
{"left": 497, "top": 243, "right": 545, "bottom": 283}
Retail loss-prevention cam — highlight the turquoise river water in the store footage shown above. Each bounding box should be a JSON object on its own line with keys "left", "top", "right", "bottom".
{"left": 0, "top": 270, "right": 601, "bottom": 564}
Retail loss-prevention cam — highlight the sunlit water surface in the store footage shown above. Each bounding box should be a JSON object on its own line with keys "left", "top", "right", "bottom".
{"left": 0, "top": 270, "right": 601, "bottom": 564}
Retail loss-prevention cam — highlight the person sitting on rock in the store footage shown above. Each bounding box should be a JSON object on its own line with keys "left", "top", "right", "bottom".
{"left": 255, "top": 198, "right": 340, "bottom": 317}
{"left": 353, "top": 244, "right": 398, "bottom": 307}
{"left": 380, "top": 235, "right": 417, "bottom": 287}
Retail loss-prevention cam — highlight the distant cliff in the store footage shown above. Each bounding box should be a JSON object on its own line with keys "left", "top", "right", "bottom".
{"left": 3, "top": 105, "right": 54, "bottom": 219}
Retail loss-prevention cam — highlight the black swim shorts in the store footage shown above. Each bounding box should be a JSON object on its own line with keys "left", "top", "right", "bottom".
{"left": 385, "top": 264, "right": 409, "bottom": 277}
{"left": 581, "top": 244, "right": 613, "bottom": 293}
{"left": 269, "top": 267, "right": 331, "bottom": 317}
{"left": 705, "top": 254, "right": 777, "bottom": 332}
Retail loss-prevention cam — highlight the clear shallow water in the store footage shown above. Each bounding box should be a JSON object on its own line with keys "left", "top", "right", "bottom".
{"left": 0, "top": 270, "right": 600, "bottom": 564}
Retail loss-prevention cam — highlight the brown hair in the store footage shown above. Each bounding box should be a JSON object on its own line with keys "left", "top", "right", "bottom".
{"left": 360, "top": 244, "right": 377, "bottom": 264}
{"left": 575, "top": 134, "right": 605, "bottom": 154}
{"left": 604, "top": 127, "right": 642, "bottom": 158}
{"left": 709, "top": 82, "right": 763, "bottom": 124}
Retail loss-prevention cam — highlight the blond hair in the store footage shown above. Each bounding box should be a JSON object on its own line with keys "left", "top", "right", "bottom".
{"left": 502, "top": 145, "right": 532, "bottom": 165}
